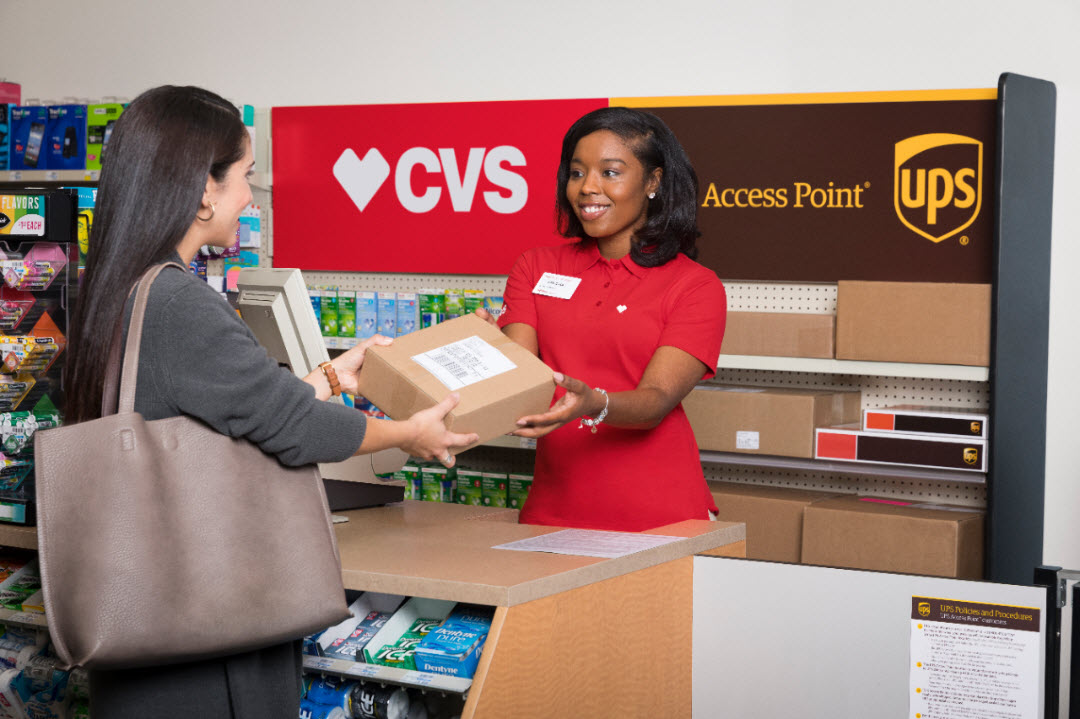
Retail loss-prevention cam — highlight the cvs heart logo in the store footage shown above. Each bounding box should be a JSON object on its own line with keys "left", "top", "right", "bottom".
{"left": 333, "top": 146, "right": 527, "bottom": 215}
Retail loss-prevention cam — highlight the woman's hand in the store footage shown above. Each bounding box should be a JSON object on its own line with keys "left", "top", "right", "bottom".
{"left": 331, "top": 335, "right": 393, "bottom": 396}
{"left": 512, "top": 372, "right": 604, "bottom": 439}
{"left": 402, "top": 393, "right": 479, "bottom": 468}
{"left": 474, "top": 307, "right": 498, "bottom": 327}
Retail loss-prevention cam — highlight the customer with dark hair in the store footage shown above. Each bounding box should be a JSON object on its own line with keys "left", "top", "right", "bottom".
{"left": 480, "top": 106, "right": 726, "bottom": 531}
{"left": 64, "top": 85, "right": 477, "bottom": 719}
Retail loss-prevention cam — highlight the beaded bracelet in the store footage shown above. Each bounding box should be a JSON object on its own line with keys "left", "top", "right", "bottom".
{"left": 579, "top": 388, "right": 609, "bottom": 433}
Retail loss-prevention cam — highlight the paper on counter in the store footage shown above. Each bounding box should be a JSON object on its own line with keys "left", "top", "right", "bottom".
{"left": 492, "top": 529, "right": 683, "bottom": 559}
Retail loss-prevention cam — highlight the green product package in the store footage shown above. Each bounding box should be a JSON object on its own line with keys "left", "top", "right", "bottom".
{"left": 418, "top": 290, "right": 445, "bottom": 328}
{"left": 421, "top": 465, "right": 456, "bottom": 503}
{"left": 395, "top": 464, "right": 421, "bottom": 500}
{"left": 337, "top": 290, "right": 357, "bottom": 338}
{"left": 481, "top": 472, "right": 509, "bottom": 508}
{"left": 455, "top": 469, "right": 484, "bottom": 506}
{"left": 319, "top": 290, "right": 339, "bottom": 337}
{"left": 508, "top": 473, "right": 534, "bottom": 509}
{"left": 462, "top": 289, "right": 485, "bottom": 315}
{"left": 443, "top": 289, "right": 464, "bottom": 320}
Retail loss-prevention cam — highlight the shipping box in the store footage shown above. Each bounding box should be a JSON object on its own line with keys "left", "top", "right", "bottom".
{"left": 835, "top": 281, "right": 991, "bottom": 366}
{"left": 721, "top": 311, "right": 835, "bottom": 359}
{"left": 357, "top": 314, "right": 555, "bottom": 453}
{"left": 709, "top": 482, "right": 842, "bottom": 562}
{"left": 815, "top": 425, "right": 987, "bottom": 472}
{"left": 863, "top": 405, "right": 989, "bottom": 440}
{"left": 684, "top": 386, "right": 861, "bottom": 458}
{"left": 801, "top": 495, "right": 984, "bottom": 578}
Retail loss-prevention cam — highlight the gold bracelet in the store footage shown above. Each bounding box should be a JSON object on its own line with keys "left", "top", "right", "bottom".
{"left": 318, "top": 361, "right": 341, "bottom": 396}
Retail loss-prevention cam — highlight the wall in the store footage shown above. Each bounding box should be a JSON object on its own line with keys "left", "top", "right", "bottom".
{"left": 2, "top": 0, "right": 1077, "bottom": 572}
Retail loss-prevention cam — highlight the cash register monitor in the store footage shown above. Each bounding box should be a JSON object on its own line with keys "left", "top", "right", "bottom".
{"left": 235, "top": 267, "right": 406, "bottom": 510}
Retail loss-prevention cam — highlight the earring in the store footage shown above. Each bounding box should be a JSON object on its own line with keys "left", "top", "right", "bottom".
{"left": 648, "top": 192, "right": 656, "bottom": 200}
{"left": 196, "top": 202, "right": 216, "bottom": 222}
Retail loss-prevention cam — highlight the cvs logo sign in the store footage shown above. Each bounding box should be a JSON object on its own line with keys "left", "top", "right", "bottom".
{"left": 894, "top": 133, "right": 983, "bottom": 244}
{"left": 333, "top": 146, "right": 527, "bottom": 214}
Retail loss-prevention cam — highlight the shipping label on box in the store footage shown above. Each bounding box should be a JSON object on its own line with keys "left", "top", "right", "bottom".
{"left": 357, "top": 314, "right": 555, "bottom": 452}
{"left": 815, "top": 425, "right": 987, "bottom": 472}
{"left": 863, "top": 405, "right": 989, "bottom": 439}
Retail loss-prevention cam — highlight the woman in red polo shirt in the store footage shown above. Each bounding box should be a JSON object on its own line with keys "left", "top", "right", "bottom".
{"left": 486, "top": 107, "right": 726, "bottom": 532}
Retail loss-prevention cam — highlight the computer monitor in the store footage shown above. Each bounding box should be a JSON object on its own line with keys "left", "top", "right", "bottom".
{"left": 236, "top": 267, "right": 406, "bottom": 511}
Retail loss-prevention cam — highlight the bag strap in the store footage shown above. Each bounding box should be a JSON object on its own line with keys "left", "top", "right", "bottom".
{"left": 103, "top": 262, "right": 187, "bottom": 416}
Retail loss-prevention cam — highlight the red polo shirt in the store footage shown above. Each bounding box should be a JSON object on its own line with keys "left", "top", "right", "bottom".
{"left": 499, "top": 240, "right": 726, "bottom": 531}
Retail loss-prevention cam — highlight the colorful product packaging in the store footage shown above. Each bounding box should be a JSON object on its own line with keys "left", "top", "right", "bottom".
{"left": 443, "top": 289, "right": 464, "bottom": 321}
{"left": 394, "top": 464, "right": 421, "bottom": 500}
{"left": 454, "top": 469, "right": 484, "bottom": 506}
{"left": 0, "top": 105, "right": 12, "bottom": 171}
{"left": 9, "top": 106, "right": 48, "bottom": 170}
{"left": 337, "top": 291, "right": 356, "bottom": 338}
{"left": 481, "top": 471, "right": 508, "bottom": 508}
{"left": 418, "top": 290, "right": 445, "bottom": 328}
{"left": 462, "top": 289, "right": 485, "bottom": 316}
{"left": 356, "top": 291, "right": 377, "bottom": 339}
{"left": 507, "top": 472, "right": 533, "bottom": 509}
{"left": 319, "top": 289, "right": 339, "bottom": 337}
{"left": 376, "top": 292, "right": 396, "bottom": 337}
{"left": 86, "top": 103, "right": 124, "bottom": 171}
{"left": 46, "top": 104, "right": 87, "bottom": 171}
{"left": 396, "top": 292, "right": 418, "bottom": 336}
{"left": 420, "top": 465, "right": 455, "bottom": 503}
{"left": 483, "top": 294, "right": 505, "bottom": 319}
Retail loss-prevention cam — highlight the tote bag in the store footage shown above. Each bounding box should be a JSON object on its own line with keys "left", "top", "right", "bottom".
{"left": 34, "top": 262, "right": 350, "bottom": 669}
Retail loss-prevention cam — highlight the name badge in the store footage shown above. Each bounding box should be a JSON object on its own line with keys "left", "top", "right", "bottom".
{"left": 532, "top": 272, "right": 581, "bottom": 300}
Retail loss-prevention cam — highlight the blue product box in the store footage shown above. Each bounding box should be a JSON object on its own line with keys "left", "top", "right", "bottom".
{"left": 46, "top": 105, "right": 87, "bottom": 170}
{"left": 376, "top": 292, "right": 396, "bottom": 337}
{"left": 396, "top": 292, "right": 418, "bottom": 336}
{"left": 413, "top": 624, "right": 487, "bottom": 678}
{"left": 0, "top": 105, "right": 12, "bottom": 171}
{"left": 308, "top": 287, "right": 321, "bottom": 325}
{"left": 357, "top": 291, "right": 376, "bottom": 339}
{"left": 10, "top": 106, "right": 49, "bottom": 170}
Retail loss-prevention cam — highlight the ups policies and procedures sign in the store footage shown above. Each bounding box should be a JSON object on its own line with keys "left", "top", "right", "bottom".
{"left": 272, "top": 89, "right": 995, "bottom": 283}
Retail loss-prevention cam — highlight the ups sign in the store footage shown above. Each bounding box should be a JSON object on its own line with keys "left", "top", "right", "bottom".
{"left": 895, "top": 133, "right": 983, "bottom": 244}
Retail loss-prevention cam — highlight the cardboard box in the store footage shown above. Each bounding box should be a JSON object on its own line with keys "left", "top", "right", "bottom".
{"left": 835, "top": 281, "right": 990, "bottom": 366}
{"left": 683, "top": 386, "right": 861, "bottom": 458}
{"left": 815, "top": 425, "right": 986, "bottom": 472}
{"left": 721, "top": 312, "right": 835, "bottom": 359}
{"left": 863, "top": 405, "right": 989, "bottom": 440}
{"left": 357, "top": 314, "right": 555, "bottom": 453}
{"left": 709, "top": 482, "right": 842, "bottom": 562}
{"left": 801, "top": 495, "right": 984, "bottom": 578}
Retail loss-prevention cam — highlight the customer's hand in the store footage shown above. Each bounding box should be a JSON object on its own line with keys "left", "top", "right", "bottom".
{"left": 332, "top": 335, "right": 393, "bottom": 396}
{"left": 403, "top": 393, "right": 479, "bottom": 468}
{"left": 474, "top": 307, "right": 498, "bottom": 327}
{"left": 512, "top": 372, "right": 600, "bottom": 439}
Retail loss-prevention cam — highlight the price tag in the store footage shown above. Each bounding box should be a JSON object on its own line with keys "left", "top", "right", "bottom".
{"left": 44, "top": 171, "right": 59, "bottom": 181}
{"left": 6, "top": 611, "right": 41, "bottom": 624}
{"left": 402, "top": 670, "right": 435, "bottom": 686}
{"left": 8, "top": 172, "right": 21, "bottom": 182}
{"left": 303, "top": 656, "right": 335, "bottom": 671}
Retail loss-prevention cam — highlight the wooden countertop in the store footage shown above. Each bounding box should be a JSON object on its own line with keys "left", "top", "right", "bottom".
{"left": 334, "top": 500, "right": 744, "bottom": 607}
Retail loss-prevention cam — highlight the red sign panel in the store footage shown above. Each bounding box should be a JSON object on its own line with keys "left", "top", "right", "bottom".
{"left": 272, "top": 99, "right": 606, "bottom": 275}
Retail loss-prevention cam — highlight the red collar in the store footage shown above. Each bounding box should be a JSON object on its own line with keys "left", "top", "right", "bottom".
{"left": 571, "top": 241, "right": 648, "bottom": 279}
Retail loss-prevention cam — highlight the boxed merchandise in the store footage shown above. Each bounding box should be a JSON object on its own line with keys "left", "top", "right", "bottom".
{"left": 683, "top": 385, "right": 861, "bottom": 458}
{"left": 0, "top": 556, "right": 40, "bottom": 611}
{"left": 319, "top": 289, "right": 338, "bottom": 337}
{"left": 483, "top": 294, "right": 504, "bottom": 319}
{"left": 9, "top": 106, "right": 48, "bottom": 170}
{"left": 413, "top": 604, "right": 493, "bottom": 679}
{"left": 86, "top": 103, "right": 124, "bottom": 170}
{"left": 45, "top": 104, "right": 87, "bottom": 171}
{"left": 815, "top": 424, "right": 987, "bottom": 472}
{"left": 0, "top": 105, "right": 12, "bottom": 171}
{"left": 376, "top": 292, "right": 396, "bottom": 337}
{"left": 721, "top": 312, "right": 835, "bottom": 359}
{"left": 336, "top": 291, "right": 356, "bottom": 338}
{"left": 507, "top": 472, "right": 533, "bottom": 509}
{"left": 835, "top": 281, "right": 991, "bottom": 366}
{"left": 363, "top": 596, "right": 456, "bottom": 664}
{"left": 709, "top": 481, "right": 842, "bottom": 563}
{"left": 462, "top": 289, "right": 485, "bottom": 316}
{"left": 481, "top": 471, "right": 508, "bottom": 508}
{"left": 396, "top": 292, "right": 418, "bottom": 336}
{"left": 418, "top": 290, "right": 445, "bottom": 328}
{"left": 420, "top": 465, "right": 455, "bottom": 503}
{"left": 356, "top": 291, "right": 377, "bottom": 339}
{"left": 394, "top": 464, "right": 421, "bottom": 501}
{"left": 443, "top": 289, "right": 464, "bottom": 320}
{"left": 863, "top": 404, "right": 989, "bottom": 440}
{"left": 801, "top": 495, "right": 984, "bottom": 578}
{"left": 0, "top": 83, "right": 18, "bottom": 104}
{"left": 357, "top": 314, "right": 555, "bottom": 452}
{"left": 455, "top": 468, "right": 484, "bottom": 506}
{"left": 313, "top": 591, "right": 405, "bottom": 660}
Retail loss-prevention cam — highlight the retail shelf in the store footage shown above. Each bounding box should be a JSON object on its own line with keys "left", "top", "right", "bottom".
{"left": 0, "top": 608, "right": 47, "bottom": 629}
{"left": 715, "top": 354, "right": 989, "bottom": 382}
{"left": 302, "top": 654, "right": 472, "bottom": 694}
{"left": 3, "top": 169, "right": 99, "bottom": 183}
{"left": 326, "top": 337, "right": 361, "bottom": 350}
{"left": 0, "top": 524, "right": 38, "bottom": 550}
{"left": 477, "top": 435, "right": 537, "bottom": 451}
{"left": 698, "top": 451, "right": 987, "bottom": 483}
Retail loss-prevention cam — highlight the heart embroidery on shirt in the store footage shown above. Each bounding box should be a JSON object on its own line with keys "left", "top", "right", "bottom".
{"left": 617, "top": 305, "right": 627, "bottom": 313}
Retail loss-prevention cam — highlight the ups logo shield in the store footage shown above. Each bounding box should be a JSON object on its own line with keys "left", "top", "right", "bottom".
{"left": 963, "top": 447, "right": 979, "bottom": 465}
{"left": 894, "top": 133, "right": 983, "bottom": 243}
{"left": 970, "top": 421, "right": 982, "bottom": 434}
{"left": 918, "top": 602, "right": 931, "bottom": 617}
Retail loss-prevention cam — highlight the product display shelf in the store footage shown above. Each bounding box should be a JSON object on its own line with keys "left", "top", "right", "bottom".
{"left": 323, "top": 500, "right": 745, "bottom": 718}
{"left": 302, "top": 654, "right": 472, "bottom": 694}
{"left": 697, "top": 451, "right": 987, "bottom": 483}
{"left": 2, "top": 170, "right": 100, "bottom": 184}
{"left": 715, "top": 354, "right": 989, "bottom": 382}
{"left": 0, "top": 524, "right": 37, "bottom": 550}
{"left": 0, "top": 607, "right": 47, "bottom": 629}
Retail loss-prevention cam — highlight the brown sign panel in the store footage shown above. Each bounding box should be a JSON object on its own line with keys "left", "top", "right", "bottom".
{"left": 632, "top": 96, "right": 996, "bottom": 282}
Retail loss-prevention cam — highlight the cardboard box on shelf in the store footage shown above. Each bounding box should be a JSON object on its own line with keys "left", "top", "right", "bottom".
{"left": 835, "top": 281, "right": 990, "bottom": 366}
{"left": 357, "top": 314, "right": 555, "bottom": 453}
{"left": 709, "top": 482, "right": 842, "bottom": 562}
{"left": 683, "top": 386, "right": 861, "bottom": 458}
{"left": 863, "top": 405, "right": 989, "bottom": 440}
{"left": 815, "top": 425, "right": 987, "bottom": 472}
{"left": 721, "top": 312, "right": 835, "bottom": 359}
{"left": 801, "top": 495, "right": 984, "bottom": 578}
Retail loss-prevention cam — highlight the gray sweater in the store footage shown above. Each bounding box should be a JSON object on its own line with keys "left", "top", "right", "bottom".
{"left": 89, "top": 259, "right": 364, "bottom": 719}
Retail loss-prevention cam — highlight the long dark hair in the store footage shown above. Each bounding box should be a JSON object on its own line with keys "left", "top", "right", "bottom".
{"left": 64, "top": 85, "right": 247, "bottom": 422}
{"left": 555, "top": 107, "right": 701, "bottom": 267}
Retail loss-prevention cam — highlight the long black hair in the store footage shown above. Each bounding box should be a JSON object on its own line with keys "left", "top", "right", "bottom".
{"left": 555, "top": 107, "right": 701, "bottom": 267}
{"left": 64, "top": 85, "right": 247, "bottom": 422}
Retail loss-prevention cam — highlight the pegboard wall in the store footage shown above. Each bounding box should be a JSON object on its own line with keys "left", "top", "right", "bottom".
{"left": 245, "top": 185, "right": 989, "bottom": 509}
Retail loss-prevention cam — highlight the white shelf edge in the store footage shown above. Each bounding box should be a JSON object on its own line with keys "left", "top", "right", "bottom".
{"left": 4, "top": 170, "right": 99, "bottom": 183}
{"left": 302, "top": 654, "right": 472, "bottom": 694}
{"left": 716, "top": 354, "right": 989, "bottom": 382}
{"left": 0, "top": 608, "right": 48, "bottom": 628}
{"left": 478, "top": 435, "right": 537, "bottom": 451}
{"left": 698, "top": 451, "right": 987, "bottom": 483}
